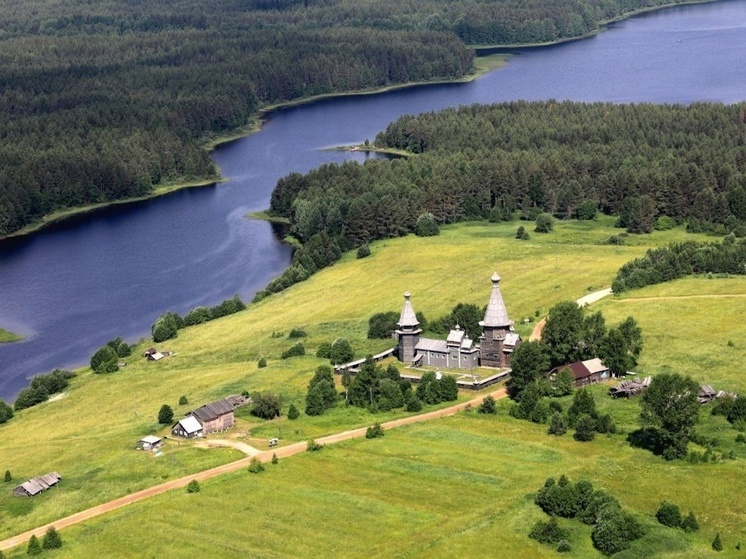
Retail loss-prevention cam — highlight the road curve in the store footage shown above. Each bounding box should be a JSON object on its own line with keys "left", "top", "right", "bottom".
{"left": 0, "top": 388, "right": 506, "bottom": 552}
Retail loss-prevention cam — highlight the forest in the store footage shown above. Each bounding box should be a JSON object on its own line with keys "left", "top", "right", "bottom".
{"left": 269, "top": 101, "right": 746, "bottom": 250}
{"left": 0, "top": 0, "right": 697, "bottom": 237}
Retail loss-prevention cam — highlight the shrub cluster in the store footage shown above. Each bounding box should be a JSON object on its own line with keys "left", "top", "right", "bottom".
{"left": 287, "top": 328, "right": 307, "bottom": 339}
{"left": 367, "top": 311, "right": 400, "bottom": 339}
{"left": 365, "top": 423, "right": 385, "bottom": 439}
{"left": 248, "top": 457, "right": 266, "bottom": 474}
{"left": 251, "top": 393, "right": 282, "bottom": 420}
{"left": 281, "top": 343, "right": 305, "bottom": 359}
{"left": 0, "top": 400, "right": 14, "bottom": 424}
{"left": 347, "top": 358, "right": 415, "bottom": 413}
{"left": 305, "top": 366, "right": 338, "bottom": 416}
{"left": 478, "top": 395, "right": 497, "bottom": 414}
{"left": 153, "top": 296, "right": 246, "bottom": 342}
{"left": 535, "top": 475, "right": 645, "bottom": 555}
{"left": 14, "top": 369, "right": 74, "bottom": 411}
{"left": 90, "top": 335, "right": 131, "bottom": 373}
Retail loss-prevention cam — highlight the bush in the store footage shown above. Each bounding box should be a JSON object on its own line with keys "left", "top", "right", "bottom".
{"left": 329, "top": 338, "right": 354, "bottom": 364}
{"left": 287, "top": 403, "right": 300, "bottom": 420}
{"left": 158, "top": 404, "right": 174, "bottom": 425}
{"left": 271, "top": 453, "right": 279, "bottom": 465}
{"left": 574, "top": 414, "right": 597, "bottom": 442}
{"left": 27, "top": 535, "right": 42, "bottom": 556}
{"left": 184, "top": 306, "right": 212, "bottom": 326}
{"left": 656, "top": 501, "right": 682, "bottom": 528}
{"left": 248, "top": 457, "right": 265, "bottom": 473}
{"left": 288, "top": 328, "right": 307, "bottom": 339}
{"left": 357, "top": 244, "right": 371, "bottom": 258}
{"left": 316, "top": 342, "right": 332, "bottom": 358}
{"left": 366, "top": 423, "right": 385, "bottom": 438}
{"left": 306, "top": 438, "right": 323, "bottom": 452}
{"left": 478, "top": 395, "right": 497, "bottom": 414}
{"left": 152, "top": 311, "right": 182, "bottom": 342}
{"left": 591, "top": 505, "right": 645, "bottom": 555}
{"left": 681, "top": 511, "right": 699, "bottom": 533}
{"left": 529, "top": 516, "right": 569, "bottom": 545}
{"left": 90, "top": 345, "right": 119, "bottom": 374}
{"left": 655, "top": 215, "right": 677, "bottom": 230}
{"left": 535, "top": 213, "right": 554, "bottom": 233}
{"left": 257, "top": 357, "right": 267, "bottom": 368}
{"left": 42, "top": 526, "right": 62, "bottom": 550}
{"left": 415, "top": 212, "right": 439, "bottom": 236}
{"left": 516, "top": 225, "right": 530, "bottom": 240}
{"left": 548, "top": 412, "right": 568, "bottom": 436}
{"left": 596, "top": 413, "right": 617, "bottom": 434}
{"left": 557, "top": 539, "right": 572, "bottom": 553}
{"left": 406, "top": 395, "right": 423, "bottom": 412}
{"left": 178, "top": 395, "right": 188, "bottom": 406}
{"left": 107, "top": 336, "right": 132, "bottom": 357}
{"left": 575, "top": 200, "right": 598, "bottom": 220}
{"left": 186, "top": 480, "right": 200, "bottom": 493}
{"left": 713, "top": 532, "right": 723, "bottom": 552}
{"left": 0, "top": 400, "right": 14, "bottom": 424}
{"left": 368, "top": 311, "right": 400, "bottom": 339}
{"left": 281, "top": 343, "right": 305, "bottom": 359}
{"left": 4, "top": 470, "right": 11, "bottom": 482}
{"left": 251, "top": 393, "right": 282, "bottom": 420}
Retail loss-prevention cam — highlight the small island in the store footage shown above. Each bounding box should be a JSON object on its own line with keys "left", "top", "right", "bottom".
{"left": 0, "top": 328, "right": 22, "bottom": 344}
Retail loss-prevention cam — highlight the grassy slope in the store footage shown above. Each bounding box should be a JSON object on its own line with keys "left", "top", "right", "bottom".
{"left": 1, "top": 217, "right": 744, "bottom": 555}
{"left": 0, "top": 329, "right": 21, "bottom": 343}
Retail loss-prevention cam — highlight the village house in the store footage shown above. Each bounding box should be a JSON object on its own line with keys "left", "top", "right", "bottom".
{"left": 551, "top": 358, "right": 611, "bottom": 388}
{"left": 172, "top": 415, "right": 204, "bottom": 438}
{"left": 397, "top": 273, "right": 521, "bottom": 370}
{"left": 13, "top": 472, "right": 61, "bottom": 497}
{"left": 171, "top": 397, "right": 243, "bottom": 438}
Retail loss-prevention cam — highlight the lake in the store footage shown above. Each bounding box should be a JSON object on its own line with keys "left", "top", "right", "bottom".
{"left": 1, "top": 0, "right": 745, "bottom": 400}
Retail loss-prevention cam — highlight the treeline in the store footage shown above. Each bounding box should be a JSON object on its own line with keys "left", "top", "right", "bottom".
{"left": 612, "top": 237, "right": 746, "bottom": 292}
{"left": 13, "top": 369, "right": 75, "bottom": 412}
{"left": 151, "top": 295, "right": 246, "bottom": 342}
{"left": 269, "top": 101, "right": 746, "bottom": 249}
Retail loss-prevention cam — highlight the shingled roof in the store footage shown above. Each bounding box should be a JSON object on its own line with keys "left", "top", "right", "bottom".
{"left": 189, "top": 399, "right": 234, "bottom": 423}
{"left": 479, "top": 273, "right": 512, "bottom": 328}
{"left": 397, "top": 291, "right": 420, "bottom": 328}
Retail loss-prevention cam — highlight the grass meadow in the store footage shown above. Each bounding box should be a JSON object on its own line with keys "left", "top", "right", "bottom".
{"left": 1, "top": 216, "right": 745, "bottom": 556}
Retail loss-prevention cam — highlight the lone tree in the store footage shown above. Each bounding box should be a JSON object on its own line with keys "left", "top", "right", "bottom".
{"left": 507, "top": 341, "right": 550, "bottom": 399}
{"left": 27, "top": 535, "right": 42, "bottom": 556}
{"left": 42, "top": 526, "right": 63, "bottom": 549}
{"left": 329, "top": 338, "right": 354, "bottom": 365}
{"left": 541, "top": 301, "right": 586, "bottom": 366}
{"left": 90, "top": 345, "right": 119, "bottom": 374}
{"left": 186, "top": 480, "right": 200, "bottom": 493}
{"left": 712, "top": 532, "right": 723, "bottom": 552}
{"left": 478, "top": 395, "right": 497, "bottom": 414}
{"left": 157, "top": 404, "right": 174, "bottom": 425}
{"left": 639, "top": 373, "right": 700, "bottom": 459}
{"left": 251, "top": 392, "right": 282, "bottom": 420}
{"left": 656, "top": 501, "right": 682, "bottom": 528}
{"left": 287, "top": 403, "right": 300, "bottom": 420}
{"left": 415, "top": 212, "right": 439, "bottom": 237}
{"left": 4, "top": 469, "right": 11, "bottom": 482}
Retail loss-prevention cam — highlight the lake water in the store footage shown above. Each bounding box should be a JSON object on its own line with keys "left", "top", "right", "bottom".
{"left": 1, "top": 0, "right": 745, "bottom": 400}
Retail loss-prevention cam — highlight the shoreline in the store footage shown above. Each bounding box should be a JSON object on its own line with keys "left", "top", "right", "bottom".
{"left": 0, "top": 0, "right": 721, "bottom": 243}
{"left": 0, "top": 328, "right": 22, "bottom": 344}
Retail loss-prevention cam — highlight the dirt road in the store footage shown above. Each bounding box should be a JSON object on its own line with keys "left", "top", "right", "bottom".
{"left": 0, "top": 388, "right": 506, "bottom": 552}
{"left": 529, "top": 287, "right": 613, "bottom": 342}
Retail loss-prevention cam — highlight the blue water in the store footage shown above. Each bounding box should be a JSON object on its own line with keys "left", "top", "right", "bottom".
{"left": 1, "top": 0, "right": 745, "bottom": 400}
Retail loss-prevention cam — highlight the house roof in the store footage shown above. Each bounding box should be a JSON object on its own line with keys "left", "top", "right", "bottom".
{"left": 504, "top": 332, "right": 520, "bottom": 347}
{"left": 583, "top": 358, "right": 607, "bottom": 374}
{"left": 18, "top": 472, "right": 61, "bottom": 496}
{"left": 397, "top": 292, "right": 420, "bottom": 328}
{"left": 176, "top": 416, "right": 203, "bottom": 434}
{"left": 140, "top": 435, "right": 162, "bottom": 444}
{"left": 460, "top": 336, "right": 475, "bottom": 350}
{"left": 447, "top": 326, "right": 465, "bottom": 344}
{"left": 480, "top": 273, "right": 512, "bottom": 328}
{"left": 563, "top": 358, "right": 609, "bottom": 381}
{"left": 415, "top": 338, "right": 448, "bottom": 353}
{"left": 190, "top": 399, "right": 234, "bottom": 423}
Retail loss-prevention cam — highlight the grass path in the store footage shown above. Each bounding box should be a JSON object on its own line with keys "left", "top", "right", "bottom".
{"left": 618, "top": 293, "right": 746, "bottom": 301}
{"left": 0, "top": 388, "right": 505, "bottom": 553}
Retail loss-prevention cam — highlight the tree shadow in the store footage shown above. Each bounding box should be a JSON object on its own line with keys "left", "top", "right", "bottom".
{"left": 626, "top": 428, "right": 664, "bottom": 456}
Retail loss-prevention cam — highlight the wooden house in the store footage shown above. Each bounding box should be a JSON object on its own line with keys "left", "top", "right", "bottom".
{"left": 188, "top": 399, "right": 235, "bottom": 434}
{"left": 14, "top": 472, "right": 61, "bottom": 497}
{"left": 172, "top": 415, "right": 204, "bottom": 438}
{"left": 552, "top": 358, "right": 610, "bottom": 387}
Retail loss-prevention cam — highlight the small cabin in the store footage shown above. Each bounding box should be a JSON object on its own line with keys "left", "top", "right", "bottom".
{"left": 172, "top": 416, "right": 204, "bottom": 439}
{"left": 136, "top": 435, "right": 163, "bottom": 450}
{"left": 14, "top": 472, "right": 61, "bottom": 497}
{"left": 552, "top": 358, "right": 610, "bottom": 387}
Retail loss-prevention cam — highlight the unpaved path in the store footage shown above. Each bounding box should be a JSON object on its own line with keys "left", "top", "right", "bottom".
{"left": 529, "top": 287, "right": 613, "bottom": 342}
{"left": 193, "top": 439, "right": 261, "bottom": 456}
{"left": 0, "top": 388, "right": 506, "bottom": 552}
{"left": 617, "top": 293, "right": 746, "bottom": 302}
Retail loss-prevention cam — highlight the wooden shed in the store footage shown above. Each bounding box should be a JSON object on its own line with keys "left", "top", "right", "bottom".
{"left": 14, "top": 472, "right": 61, "bottom": 497}
{"left": 136, "top": 435, "right": 163, "bottom": 450}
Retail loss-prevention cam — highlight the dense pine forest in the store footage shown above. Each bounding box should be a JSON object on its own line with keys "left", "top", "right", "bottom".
{"left": 0, "top": 0, "right": 697, "bottom": 237}
{"left": 270, "top": 102, "right": 746, "bottom": 248}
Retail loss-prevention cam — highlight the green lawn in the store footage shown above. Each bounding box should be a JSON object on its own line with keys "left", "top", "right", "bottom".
{"left": 0, "top": 217, "right": 743, "bottom": 555}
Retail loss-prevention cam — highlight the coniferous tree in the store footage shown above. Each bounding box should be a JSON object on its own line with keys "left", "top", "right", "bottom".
{"left": 42, "top": 526, "right": 63, "bottom": 549}
{"left": 27, "top": 535, "right": 42, "bottom": 556}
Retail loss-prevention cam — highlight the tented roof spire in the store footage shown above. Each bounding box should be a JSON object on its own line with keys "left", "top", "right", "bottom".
{"left": 398, "top": 291, "right": 419, "bottom": 327}
{"left": 480, "top": 272, "right": 511, "bottom": 328}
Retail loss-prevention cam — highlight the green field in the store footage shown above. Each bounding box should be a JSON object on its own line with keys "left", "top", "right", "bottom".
{"left": 0, "top": 329, "right": 21, "bottom": 343}
{"left": 1, "top": 217, "right": 744, "bottom": 556}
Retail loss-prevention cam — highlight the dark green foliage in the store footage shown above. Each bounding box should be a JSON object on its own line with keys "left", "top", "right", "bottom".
{"left": 158, "top": 404, "right": 174, "bottom": 425}
{"left": 27, "top": 535, "right": 42, "bottom": 556}
{"left": 178, "top": 395, "right": 188, "bottom": 406}
{"left": 618, "top": 194, "right": 657, "bottom": 233}
{"left": 591, "top": 504, "right": 645, "bottom": 555}
{"left": 287, "top": 403, "right": 300, "bottom": 420}
{"left": 368, "top": 312, "right": 400, "bottom": 339}
{"left": 510, "top": 382, "right": 545, "bottom": 421}
{"left": 356, "top": 244, "right": 371, "bottom": 259}
{"left": 329, "top": 338, "right": 353, "bottom": 365}
{"left": 529, "top": 516, "right": 569, "bottom": 545}
{"left": 430, "top": 303, "right": 483, "bottom": 341}
{"left": 612, "top": 239, "right": 746, "bottom": 293}
{"left": 377, "top": 379, "right": 405, "bottom": 411}
{"left": 600, "top": 325, "right": 638, "bottom": 377}
{"left": 4, "top": 470, "right": 11, "bottom": 482}
{"left": 248, "top": 457, "right": 265, "bottom": 473}
{"left": 305, "top": 371, "right": 337, "bottom": 416}
{"left": 271, "top": 453, "right": 279, "bottom": 465}
{"left": 578, "top": 491, "right": 619, "bottom": 525}
{"left": 656, "top": 501, "right": 682, "bottom": 528}
{"left": 152, "top": 311, "right": 183, "bottom": 343}
{"left": 416, "top": 371, "right": 457, "bottom": 405}
{"left": 556, "top": 540, "right": 572, "bottom": 553}
{"left": 183, "top": 296, "right": 246, "bottom": 327}
{"left": 288, "top": 328, "right": 307, "bottom": 339}
{"left": 655, "top": 215, "right": 677, "bottom": 230}
{"left": 726, "top": 396, "right": 746, "bottom": 424}
{"left": 257, "top": 357, "right": 267, "bottom": 368}
{"left": 91, "top": 345, "right": 119, "bottom": 374}
{"left": 365, "top": 423, "right": 384, "bottom": 438}
{"left": 575, "top": 200, "right": 598, "bottom": 220}
{"left": 553, "top": 369, "right": 574, "bottom": 397}
{"left": 535, "top": 476, "right": 580, "bottom": 518}
{"left": 548, "top": 412, "right": 568, "bottom": 436}
{"left": 713, "top": 532, "right": 723, "bottom": 552}
{"left": 316, "top": 342, "right": 332, "bottom": 359}
{"left": 439, "top": 375, "right": 459, "bottom": 402}
{"left": 515, "top": 225, "right": 530, "bottom": 240}
{"left": 306, "top": 439, "right": 323, "bottom": 452}
{"left": 406, "top": 394, "right": 423, "bottom": 412}
{"left": 281, "top": 342, "right": 305, "bottom": 359}
{"left": 14, "top": 369, "right": 72, "bottom": 410}
{"left": 567, "top": 389, "right": 598, "bottom": 427}
{"left": 42, "top": 526, "right": 62, "bottom": 549}
{"left": 507, "top": 341, "right": 550, "bottom": 398}
{"left": 415, "top": 212, "right": 439, "bottom": 236}
{"left": 0, "top": 400, "right": 14, "bottom": 424}
{"left": 535, "top": 213, "right": 554, "bottom": 233}
{"left": 541, "top": 301, "right": 586, "bottom": 367}
{"left": 681, "top": 511, "right": 699, "bottom": 533}
{"left": 478, "top": 395, "right": 497, "bottom": 414}
{"left": 640, "top": 373, "right": 700, "bottom": 458}
{"left": 184, "top": 306, "right": 212, "bottom": 327}
{"left": 107, "top": 337, "right": 131, "bottom": 358}
{"left": 595, "top": 413, "right": 617, "bottom": 434}
{"left": 573, "top": 414, "right": 597, "bottom": 441}
{"left": 186, "top": 480, "right": 200, "bottom": 493}
{"left": 251, "top": 393, "right": 281, "bottom": 420}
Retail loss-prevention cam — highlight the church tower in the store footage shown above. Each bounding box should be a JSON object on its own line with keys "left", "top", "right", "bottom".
{"left": 479, "top": 273, "right": 513, "bottom": 368}
{"left": 396, "top": 292, "right": 422, "bottom": 363}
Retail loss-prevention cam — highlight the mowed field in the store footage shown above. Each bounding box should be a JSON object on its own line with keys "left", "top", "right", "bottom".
{"left": 1, "top": 217, "right": 745, "bottom": 556}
